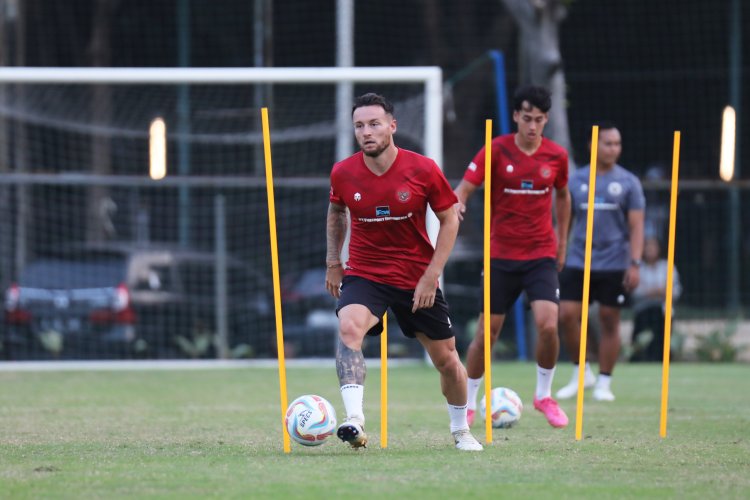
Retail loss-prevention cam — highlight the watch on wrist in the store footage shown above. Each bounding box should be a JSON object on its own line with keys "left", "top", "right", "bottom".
{"left": 630, "top": 259, "right": 642, "bottom": 267}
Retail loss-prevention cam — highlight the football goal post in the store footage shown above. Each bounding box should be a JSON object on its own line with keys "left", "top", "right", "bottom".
{"left": 0, "top": 66, "right": 443, "bottom": 361}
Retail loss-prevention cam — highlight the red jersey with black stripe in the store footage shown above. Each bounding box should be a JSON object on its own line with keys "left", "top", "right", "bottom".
{"left": 330, "top": 149, "right": 458, "bottom": 290}
{"left": 462, "top": 134, "right": 568, "bottom": 260}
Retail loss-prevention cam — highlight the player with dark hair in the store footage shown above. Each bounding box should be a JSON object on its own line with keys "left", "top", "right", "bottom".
{"left": 453, "top": 85, "right": 572, "bottom": 428}
{"left": 326, "top": 92, "right": 483, "bottom": 451}
{"left": 556, "top": 122, "right": 645, "bottom": 401}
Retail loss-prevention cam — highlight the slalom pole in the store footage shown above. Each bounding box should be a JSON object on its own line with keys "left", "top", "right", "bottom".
{"left": 575, "top": 125, "right": 599, "bottom": 442}
{"left": 381, "top": 313, "right": 388, "bottom": 448}
{"left": 483, "top": 119, "right": 493, "bottom": 444}
{"left": 261, "top": 107, "right": 290, "bottom": 453}
{"left": 660, "top": 131, "right": 681, "bottom": 438}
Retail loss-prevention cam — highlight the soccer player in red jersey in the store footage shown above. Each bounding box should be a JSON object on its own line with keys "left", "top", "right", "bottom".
{"left": 326, "top": 93, "right": 483, "bottom": 451}
{"left": 453, "top": 85, "right": 572, "bottom": 428}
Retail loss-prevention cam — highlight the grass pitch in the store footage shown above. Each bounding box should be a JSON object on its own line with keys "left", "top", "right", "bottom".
{"left": 0, "top": 361, "right": 748, "bottom": 499}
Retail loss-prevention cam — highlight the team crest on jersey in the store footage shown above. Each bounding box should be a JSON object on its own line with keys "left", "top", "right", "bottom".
{"left": 521, "top": 179, "right": 534, "bottom": 190}
{"left": 397, "top": 190, "right": 411, "bottom": 203}
{"left": 608, "top": 182, "right": 623, "bottom": 196}
{"left": 376, "top": 206, "right": 391, "bottom": 216}
{"left": 540, "top": 166, "right": 552, "bottom": 178}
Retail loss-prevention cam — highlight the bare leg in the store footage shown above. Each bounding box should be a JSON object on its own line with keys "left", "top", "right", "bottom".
{"left": 464, "top": 313, "right": 506, "bottom": 379}
{"left": 417, "top": 333, "right": 466, "bottom": 405}
{"left": 597, "top": 305, "right": 621, "bottom": 374}
{"left": 531, "top": 300, "right": 560, "bottom": 369}
{"left": 559, "top": 300, "right": 583, "bottom": 362}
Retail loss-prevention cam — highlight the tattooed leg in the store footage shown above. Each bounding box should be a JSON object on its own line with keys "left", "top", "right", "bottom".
{"left": 336, "top": 339, "right": 366, "bottom": 385}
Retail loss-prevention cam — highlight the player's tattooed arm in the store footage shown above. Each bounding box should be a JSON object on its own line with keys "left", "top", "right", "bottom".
{"left": 326, "top": 203, "right": 348, "bottom": 265}
{"left": 336, "top": 340, "right": 366, "bottom": 385}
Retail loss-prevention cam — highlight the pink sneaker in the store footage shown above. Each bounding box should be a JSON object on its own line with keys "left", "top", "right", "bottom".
{"left": 533, "top": 397, "right": 569, "bottom": 428}
{"left": 467, "top": 409, "right": 475, "bottom": 427}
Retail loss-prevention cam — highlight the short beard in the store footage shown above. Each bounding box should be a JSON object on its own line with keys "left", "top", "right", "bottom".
{"left": 362, "top": 138, "right": 390, "bottom": 158}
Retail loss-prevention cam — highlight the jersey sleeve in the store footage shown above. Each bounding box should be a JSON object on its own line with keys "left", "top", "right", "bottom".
{"left": 554, "top": 149, "right": 569, "bottom": 190}
{"left": 329, "top": 167, "right": 344, "bottom": 205}
{"left": 428, "top": 161, "right": 459, "bottom": 212}
{"left": 627, "top": 174, "right": 646, "bottom": 211}
{"left": 461, "top": 145, "right": 487, "bottom": 187}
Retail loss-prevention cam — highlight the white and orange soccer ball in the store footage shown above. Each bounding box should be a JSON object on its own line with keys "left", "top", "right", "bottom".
{"left": 479, "top": 387, "right": 523, "bottom": 428}
{"left": 285, "top": 395, "right": 337, "bottom": 446}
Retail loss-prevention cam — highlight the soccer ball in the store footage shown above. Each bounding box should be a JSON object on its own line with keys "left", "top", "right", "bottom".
{"left": 285, "top": 394, "right": 337, "bottom": 446}
{"left": 479, "top": 387, "right": 523, "bottom": 428}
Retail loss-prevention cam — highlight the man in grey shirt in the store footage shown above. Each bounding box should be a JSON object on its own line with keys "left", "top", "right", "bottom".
{"left": 556, "top": 122, "right": 645, "bottom": 401}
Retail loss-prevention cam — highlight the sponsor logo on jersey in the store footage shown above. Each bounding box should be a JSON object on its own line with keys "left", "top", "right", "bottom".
{"left": 397, "top": 190, "right": 411, "bottom": 202}
{"left": 376, "top": 206, "right": 391, "bottom": 217}
{"left": 521, "top": 179, "right": 534, "bottom": 190}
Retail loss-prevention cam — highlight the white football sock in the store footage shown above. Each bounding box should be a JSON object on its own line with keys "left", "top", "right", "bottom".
{"left": 596, "top": 374, "right": 612, "bottom": 390}
{"left": 447, "top": 402, "right": 469, "bottom": 433}
{"left": 535, "top": 365, "right": 556, "bottom": 400}
{"left": 466, "top": 377, "right": 483, "bottom": 410}
{"left": 340, "top": 384, "right": 365, "bottom": 423}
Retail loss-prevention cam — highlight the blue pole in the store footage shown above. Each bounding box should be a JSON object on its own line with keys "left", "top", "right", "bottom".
{"left": 488, "top": 49, "right": 528, "bottom": 361}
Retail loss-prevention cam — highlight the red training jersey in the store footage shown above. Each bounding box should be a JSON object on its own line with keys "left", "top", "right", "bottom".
{"left": 330, "top": 149, "right": 458, "bottom": 290}
{"left": 462, "top": 134, "right": 568, "bottom": 260}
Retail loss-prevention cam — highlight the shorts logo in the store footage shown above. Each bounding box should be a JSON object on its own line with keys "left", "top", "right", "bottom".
{"left": 376, "top": 206, "right": 391, "bottom": 217}
{"left": 556, "top": 288, "right": 560, "bottom": 299}
{"left": 397, "top": 190, "right": 411, "bottom": 203}
{"left": 521, "top": 180, "right": 534, "bottom": 190}
{"left": 540, "top": 166, "right": 552, "bottom": 178}
{"left": 354, "top": 192, "right": 362, "bottom": 201}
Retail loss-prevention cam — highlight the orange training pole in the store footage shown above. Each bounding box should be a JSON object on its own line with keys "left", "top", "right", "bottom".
{"left": 483, "top": 119, "right": 493, "bottom": 444}
{"left": 660, "top": 131, "right": 680, "bottom": 438}
{"left": 575, "top": 125, "right": 599, "bottom": 442}
{"left": 262, "top": 107, "right": 290, "bottom": 453}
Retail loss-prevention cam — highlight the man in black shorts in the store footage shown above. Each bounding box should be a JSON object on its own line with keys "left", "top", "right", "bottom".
{"left": 556, "top": 123, "right": 645, "bottom": 402}
{"left": 326, "top": 93, "right": 482, "bottom": 451}
{"left": 454, "top": 86, "right": 572, "bottom": 428}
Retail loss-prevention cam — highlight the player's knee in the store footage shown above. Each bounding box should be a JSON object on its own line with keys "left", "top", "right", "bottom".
{"left": 536, "top": 319, "right": 558, "bottom": 339}
{"left": 338, "top": 316, "right": 367, "bottom": 346}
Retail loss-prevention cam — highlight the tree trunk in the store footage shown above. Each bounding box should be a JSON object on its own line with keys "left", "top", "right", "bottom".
{"left": 86, "top": 0, "right": 119, "bottom": 242}
{"left": 500, "top": 0, "right": 575, "bottom": 167}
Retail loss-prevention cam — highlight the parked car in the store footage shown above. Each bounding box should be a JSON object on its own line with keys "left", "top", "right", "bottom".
{"left": 2, "top": 242, "right": 274, "bottom": 360}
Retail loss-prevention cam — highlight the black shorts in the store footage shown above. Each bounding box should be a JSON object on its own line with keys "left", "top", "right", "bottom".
{"left": 559, "top": 267, "right": 629, "bottom": 307}
{"left": 479, "top": 258, "right": 560, "bottom": 315}
{"left": 336, "top": 275, "right": 454, "bottom": 340}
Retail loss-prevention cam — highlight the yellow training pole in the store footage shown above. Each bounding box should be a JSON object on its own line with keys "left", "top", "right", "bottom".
{"left": 262, "top": 107, "right": 290, "bottom": 454}
{"left": 381, "top": 313, "right": 388, "bottom": 448}
{"left": 575, "top": 125, "right": 599, "bottom": 442}
{"left": 660, "top": 131, "right": 681, "bottom": 438}
{"left": 483, "top": 119, "right": 493, "bottom": 444}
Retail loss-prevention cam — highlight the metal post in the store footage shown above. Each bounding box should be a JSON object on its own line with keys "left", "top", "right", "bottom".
{"left": 214, "top": 195, "right": 230, "bottom": 359}
{"left": 177, "top": 0, "right": 191, "bottom": 246}
{"left": 727, "top": 0, "right": 742, "bottom": 316}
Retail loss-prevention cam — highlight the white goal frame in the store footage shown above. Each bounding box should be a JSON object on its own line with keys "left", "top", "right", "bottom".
{"left": 0, "top": 66, "right": 444, "bottom": 245}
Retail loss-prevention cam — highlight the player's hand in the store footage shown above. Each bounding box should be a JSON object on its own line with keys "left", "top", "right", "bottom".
{"left": 453, "top": 202, "right": 466, "bottom": 222}
{"left": 623, "top": 266, "right": 640, "bottom": 292}
{"left": 325, "top": 265, "right": 345, "bottom": 299}
{"left": 412, "top": 274, "right": 438, "bottom": 313}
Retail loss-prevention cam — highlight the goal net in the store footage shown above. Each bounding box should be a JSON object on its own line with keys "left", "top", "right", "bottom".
{"left": 0, "top": 67, "right": 442, "bottom": 361}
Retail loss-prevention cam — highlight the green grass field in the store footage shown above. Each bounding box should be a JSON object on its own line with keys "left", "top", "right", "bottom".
{"left": 1, "top": 362, "right": 748, "bottom": 499}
